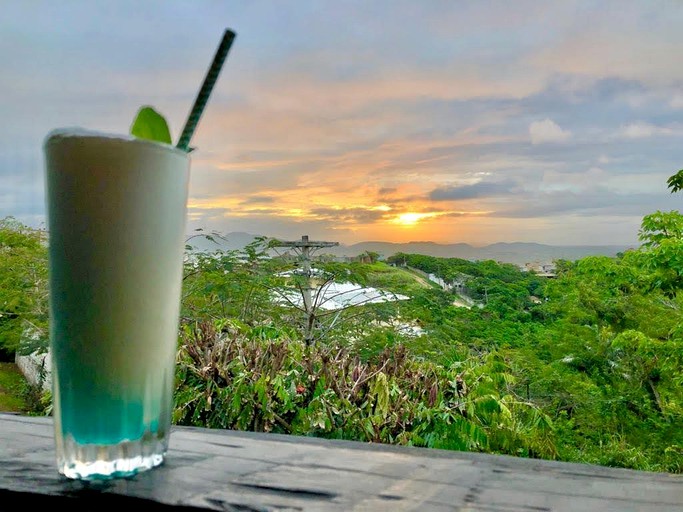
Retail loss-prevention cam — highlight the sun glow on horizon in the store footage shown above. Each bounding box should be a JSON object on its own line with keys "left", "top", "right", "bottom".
{"left": 393, "top": 212, "right": 435, "bottom": 226}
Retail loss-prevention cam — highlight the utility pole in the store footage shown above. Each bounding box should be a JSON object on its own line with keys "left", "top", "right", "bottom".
{"left": 271, "top": 235, "right": 339, "bottom": 345}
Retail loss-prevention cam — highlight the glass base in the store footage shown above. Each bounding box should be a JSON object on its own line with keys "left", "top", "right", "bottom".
{"left": 57, "top": 434, "right": 168, "bottom": 480}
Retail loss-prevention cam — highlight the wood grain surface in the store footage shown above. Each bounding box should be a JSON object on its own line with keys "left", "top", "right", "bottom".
{"left": 1, "top": 413, "right": 681, "bottom": 511}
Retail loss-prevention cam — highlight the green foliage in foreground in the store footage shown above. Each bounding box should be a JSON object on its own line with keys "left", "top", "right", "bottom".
{"left": 398, "top": 249, "right": 683, "bottom": 473}
{"left": 0, "top": 217, "right": 48, "bottom": 355}
{"left": 174, "top": 318, "right": 556, "bottom": 459}
{"left": 0, "top": 362, "right": 28, "bottom": 411}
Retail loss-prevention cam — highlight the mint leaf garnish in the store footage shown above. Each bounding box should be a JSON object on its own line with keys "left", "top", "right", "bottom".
{"left": 130, "top": 106, "right": 172, "bottom": 144}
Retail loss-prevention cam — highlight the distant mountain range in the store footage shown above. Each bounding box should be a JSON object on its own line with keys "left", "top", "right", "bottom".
{"left": 187, "top": 231, "right": 635, "bottom": 266}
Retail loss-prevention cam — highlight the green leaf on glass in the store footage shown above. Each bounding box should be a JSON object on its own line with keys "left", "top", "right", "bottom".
{"left": 130, "top": 106, "right": 172, "bottom": 144}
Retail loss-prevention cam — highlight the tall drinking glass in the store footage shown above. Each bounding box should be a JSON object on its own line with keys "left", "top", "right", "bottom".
{"left": 44, "top": 128, "right": 190, "bottom": 480}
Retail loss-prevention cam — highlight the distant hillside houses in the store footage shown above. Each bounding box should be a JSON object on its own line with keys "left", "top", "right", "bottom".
{"left": 521, "top": 262, "right": 557, "bottom": 277}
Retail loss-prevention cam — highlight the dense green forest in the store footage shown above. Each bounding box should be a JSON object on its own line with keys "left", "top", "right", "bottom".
{"left": 2, "top": 177, "right": 682, "bottom": 473}
{"left": 170, "top": 227, "right": 682, "bottom": 473}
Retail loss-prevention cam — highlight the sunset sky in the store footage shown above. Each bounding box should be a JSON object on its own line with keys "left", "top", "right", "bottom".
{"left": 2, "top": 1, "right": 683, "bottom": 246}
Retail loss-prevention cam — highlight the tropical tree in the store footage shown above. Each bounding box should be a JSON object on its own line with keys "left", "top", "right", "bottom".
{"left": 0, "top": 217, "right": 48, "bottom": 356}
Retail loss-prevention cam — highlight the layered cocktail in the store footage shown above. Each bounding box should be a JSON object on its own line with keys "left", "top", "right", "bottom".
{"left": 44, "top": 129, "right": 190, "bottom": 479}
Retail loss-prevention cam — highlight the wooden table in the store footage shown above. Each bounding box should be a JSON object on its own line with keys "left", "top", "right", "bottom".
{"left": 1, "top": 412, "right": 681, "bottom": 511}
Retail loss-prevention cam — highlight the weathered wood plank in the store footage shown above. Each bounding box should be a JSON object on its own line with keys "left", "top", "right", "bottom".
{"left": 0, "top": 412, "right": 681, "bottom": 511}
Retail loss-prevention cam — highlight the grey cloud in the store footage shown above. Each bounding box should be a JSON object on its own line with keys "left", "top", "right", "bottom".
{"left": 187, "top": 206, "right": 232, "bottom": 217}
{"left": 378, "top": 187, "right": 397, "bottom": 195}
{"left": 0, "top": 149, "right": 46, "bottom": 224}
{"left": 240, "top": 195, "right": 276, "bottom": 205}
{"left": 309, "top": 207, "right": 388, "bottom": 224}
{"left": 378, "top": 195, "right": 423, "bottom": 206}
{"left": 187, "top": 214, "right": 353, "bottom": 243}
{"left": 429, "top": 181, "right": 517, "bottom": 201}
{"left": 489, "top": 190, "right": 681, "bottom": 219}
{"left": 190, "top": 166, "right": 302, "bottom": 197}
{"left": 443, "top": 212, "right": 474, "bottom": 218}
{"left": 0, "top": 196, "right": 45, "bottom": 219}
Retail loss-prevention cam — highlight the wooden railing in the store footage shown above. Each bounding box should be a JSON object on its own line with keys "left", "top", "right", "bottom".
{"left": 1, "top": 413, "right": 681, "bottom": 511}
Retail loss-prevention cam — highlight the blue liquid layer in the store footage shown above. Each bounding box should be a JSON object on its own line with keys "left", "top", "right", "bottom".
{"left": 52, "top": 362, "right": 172, "bottom": 444}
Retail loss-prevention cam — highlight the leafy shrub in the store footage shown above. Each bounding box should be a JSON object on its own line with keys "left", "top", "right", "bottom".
{"left": 173, "top": 318, "right": 557, "bottom": 459}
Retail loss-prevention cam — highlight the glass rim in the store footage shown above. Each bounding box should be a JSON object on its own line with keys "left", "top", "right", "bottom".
{"left": 44, "top": 127, "right": 189, "bottom": 158}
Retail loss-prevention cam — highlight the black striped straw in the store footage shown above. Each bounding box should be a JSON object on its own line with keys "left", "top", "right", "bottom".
{"left": 177, "top": 29, "right": 236, "bottom": 152}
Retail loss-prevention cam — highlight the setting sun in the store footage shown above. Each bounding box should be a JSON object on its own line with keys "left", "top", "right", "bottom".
{"left": 394, "top": 212, "right": 431, "bottom": 226}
